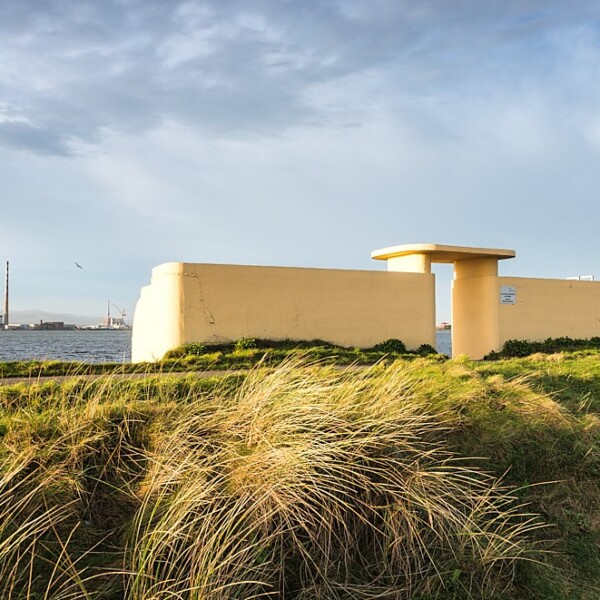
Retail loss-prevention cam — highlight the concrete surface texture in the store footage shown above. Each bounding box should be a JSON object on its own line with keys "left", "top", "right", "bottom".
{"left": 132, "top": 261, "right": 435, "bottom": 362}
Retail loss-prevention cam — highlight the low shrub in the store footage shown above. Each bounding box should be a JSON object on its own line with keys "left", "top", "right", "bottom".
{"left": 487, "top": 336, "right": 600, "bottom": 359}
{"left": 417, "top": 343, "right": 438, "bottom": 356}
{"left": 186, "top": 342, "right": 206, "bottom": 355}
{"left": 371, "top": 338, "right": 407, "bottom": 353}
{"left": 234, "top": 337, "right": 257, "bottom": 351}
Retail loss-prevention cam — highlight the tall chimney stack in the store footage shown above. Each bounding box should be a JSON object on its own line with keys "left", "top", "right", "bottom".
{"left": 3, "top": 261, "right": 8, "bottom": 329}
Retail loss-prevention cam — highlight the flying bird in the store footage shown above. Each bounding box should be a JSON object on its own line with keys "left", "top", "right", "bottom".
{"left": 75, "top": 262, "right": 83, "bottom": 269}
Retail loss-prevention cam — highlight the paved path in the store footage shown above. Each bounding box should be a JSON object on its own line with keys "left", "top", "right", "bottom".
{"left": 0, "top": 364, "right": 366, "bottom": 387}
{"left": 0, "top": 370, "right": 240, "bottom": 387}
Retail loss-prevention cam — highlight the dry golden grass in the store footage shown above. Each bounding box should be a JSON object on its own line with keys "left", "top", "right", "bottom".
{"left": 124, "top": 359, "right": 543, "bottom": 599}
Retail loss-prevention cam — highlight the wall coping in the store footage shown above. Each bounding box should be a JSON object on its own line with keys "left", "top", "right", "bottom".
{"left": 371, "top": 243, "right": 516, "bottom": 263}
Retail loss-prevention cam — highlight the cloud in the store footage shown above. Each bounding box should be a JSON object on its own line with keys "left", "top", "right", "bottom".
{"left": 0, "top": 0, "right": 597, "bottom": 156}
{"left": 0, "top": 121, "right": 72, "bottom": 155}
{"left": 1, "top": 0, "right": 600, "bottom": 321}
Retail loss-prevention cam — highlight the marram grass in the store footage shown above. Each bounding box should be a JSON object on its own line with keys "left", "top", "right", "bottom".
{"left": 0, "top": 358, "right": 549, "bottom": 599}
{"left": 124, "top": 360, "right": 544, "bottom": 600}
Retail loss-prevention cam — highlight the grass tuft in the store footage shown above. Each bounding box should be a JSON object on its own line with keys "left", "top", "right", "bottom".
{"left": 124, "top": 359, "right": 543, "bottom": 599}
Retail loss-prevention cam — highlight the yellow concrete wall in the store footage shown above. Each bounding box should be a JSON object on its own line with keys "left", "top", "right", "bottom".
{"left": 132, "top": 262, "right": 435, "bottom": 362}
{"left": 498, "top": 276, "right": 600, "bottom": 345}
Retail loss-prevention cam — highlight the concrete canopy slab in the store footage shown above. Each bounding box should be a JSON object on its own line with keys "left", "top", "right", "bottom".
{"left": 371, "top": 243, "right": 516, "bottom": 263}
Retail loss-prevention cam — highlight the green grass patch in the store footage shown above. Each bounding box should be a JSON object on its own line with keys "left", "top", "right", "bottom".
{"left": 0, "top": 337, "right": 444, "bottom": 380}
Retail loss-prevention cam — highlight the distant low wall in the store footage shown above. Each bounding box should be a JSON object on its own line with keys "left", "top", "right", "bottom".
{"left": 498, "top": 276, "right": 600, "bottom": 345}
{"left": 132, "top": 262, "right": 435, "bottom": 362}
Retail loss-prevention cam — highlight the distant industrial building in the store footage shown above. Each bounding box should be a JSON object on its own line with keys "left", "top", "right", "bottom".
{"left": 38, "top": 321, "right": 65, "bottom": 330}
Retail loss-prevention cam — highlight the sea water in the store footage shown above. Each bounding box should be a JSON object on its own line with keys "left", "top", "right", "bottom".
{"left": 0, "top": 330, "right": 132, "bottom": 363}
{"left": 435, "top": 329, "right": 452, "bottom": 356}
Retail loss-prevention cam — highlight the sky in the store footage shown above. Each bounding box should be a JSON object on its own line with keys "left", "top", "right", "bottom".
{"left": 1, "top": 0, "right": 600, "bottom": 322}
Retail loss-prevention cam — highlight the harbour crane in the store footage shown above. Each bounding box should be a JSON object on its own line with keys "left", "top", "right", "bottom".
{"left": 112, "top": 303, "right": 127, "bottom": 326}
